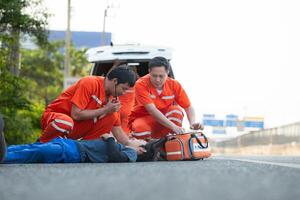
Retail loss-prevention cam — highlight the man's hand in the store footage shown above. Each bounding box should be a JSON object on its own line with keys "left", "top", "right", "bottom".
{"left": 171, "top": 125, "right": 186, "bottom": 135}
{"left": 127, "top": 138, "right": 147, "bottom": 148}
{"left": 190, "top": 123, "right": 204, "bottom": 130}
{"left": 126, "top": 138, "right": 147, "bottom": 155}
{"left": 105, "top": 100, "right": 121, "bottom": 113}
{"left": 136, "top": 146, "right": 147, "bottom": 155}
{"left": 101, "top": 133, "right": 114, "bottom": 141}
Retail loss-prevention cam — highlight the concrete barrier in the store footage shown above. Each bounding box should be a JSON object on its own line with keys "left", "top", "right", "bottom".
{"left": 212, "top": 122, "right": 300, "bottom": 155}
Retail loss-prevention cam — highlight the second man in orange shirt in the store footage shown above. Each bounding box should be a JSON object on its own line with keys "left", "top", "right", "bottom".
{"left": 129, "top": 57, "right": 203, "bottom": 140}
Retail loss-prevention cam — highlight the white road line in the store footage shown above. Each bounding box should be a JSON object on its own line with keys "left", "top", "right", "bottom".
{"left": 215, "top": 157, "right": 300, "bottom": 170}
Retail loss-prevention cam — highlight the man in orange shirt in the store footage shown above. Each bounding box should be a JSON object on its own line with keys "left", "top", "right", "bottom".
{"left": 107, "top": 62, "right": 137, "bottom": 136}
{"left": 129, "top": 57, "right": 203, "bottom": 139}
{"left": 39, "top": 67, "right": 141, "bottom": 147}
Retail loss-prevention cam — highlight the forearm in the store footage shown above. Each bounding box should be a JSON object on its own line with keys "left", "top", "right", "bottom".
{"left": 111, "top": 126, "right": 130, "bottom": 145}
{"left": 71, "top": 106, "right": 109, "bottom": 121}
{"left": 184, "top": 106, "right": 196, "bottom": 126}
{"left": 147, "top": 106, "right": 176, "bottom": 130}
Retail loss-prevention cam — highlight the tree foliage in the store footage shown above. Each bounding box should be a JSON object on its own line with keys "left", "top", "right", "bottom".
{"left": 0, "top": 0, "right": 49, "bottom": 75}
{"left": 20, "top": 41, "right": 64, "bottom": 105}
{"left": 0, "top": 0, "right": 49, "bottom": 44}
{"left": 0, "top": 0, "right": 92, "bottom": 144}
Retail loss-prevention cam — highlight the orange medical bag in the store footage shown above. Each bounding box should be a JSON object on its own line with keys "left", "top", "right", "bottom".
{"left": 164, "top": 132, "right": 211, "bottom": 161}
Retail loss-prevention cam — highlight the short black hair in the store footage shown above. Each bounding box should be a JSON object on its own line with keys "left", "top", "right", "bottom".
{"left": 148, "top": 57, "right": 170, "bottom": 71}
{"left": 107, "top": 65, "right": 136, "bottom": 87}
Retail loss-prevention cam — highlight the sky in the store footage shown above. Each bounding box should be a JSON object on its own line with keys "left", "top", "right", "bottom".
{"left": 43, "top": 0, "right": 300, "bottom": 128}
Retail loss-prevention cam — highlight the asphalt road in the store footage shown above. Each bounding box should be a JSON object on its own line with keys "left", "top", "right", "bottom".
{"left": 1, "top": 156, "right": 300, "bottom": 200}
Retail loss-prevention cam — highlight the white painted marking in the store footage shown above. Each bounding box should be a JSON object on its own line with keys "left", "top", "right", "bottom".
{"left": 215, "top": 157, "right": 300, "bottom": 169}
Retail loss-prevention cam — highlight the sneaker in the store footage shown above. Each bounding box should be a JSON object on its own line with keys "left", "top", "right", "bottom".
{"left": 0, "top": 114, "right": 7, "bottom": 163}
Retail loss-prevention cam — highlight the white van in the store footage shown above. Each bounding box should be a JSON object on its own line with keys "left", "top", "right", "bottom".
{"left": 86, "top": 44, "right": 175, "bottom": 78}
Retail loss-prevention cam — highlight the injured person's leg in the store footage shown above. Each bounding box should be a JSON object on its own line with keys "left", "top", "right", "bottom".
{"left": 3, "top": 138, "right": 81, "bottom": 164}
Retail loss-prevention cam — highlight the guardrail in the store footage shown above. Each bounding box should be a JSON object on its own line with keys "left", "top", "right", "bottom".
{"left": 213, "top": 121, "right": 300, "bottom": 148}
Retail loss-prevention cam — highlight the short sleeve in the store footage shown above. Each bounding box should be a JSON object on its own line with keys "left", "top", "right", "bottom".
{"left": 134, "top": 81, "right": 153, "bottom": 106}
{"left": 70, "top": 77, "right": 95, "bottom": 110}
{"left": 174, "top": 80, "right": 191, "bottom": 108}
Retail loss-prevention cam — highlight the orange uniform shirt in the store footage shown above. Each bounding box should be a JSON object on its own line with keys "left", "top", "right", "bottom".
{"left": 45, "top": 76, "right": 120, "bottom": 126}
{"left": 119, "top": 89, "right": 135, "bottom": 134}
{"left": 129, "top": 74, "right": 191, "bottom": 121}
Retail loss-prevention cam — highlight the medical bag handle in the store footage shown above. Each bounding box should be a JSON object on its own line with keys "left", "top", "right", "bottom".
{"left": 190, "top": 132, "right": 209, "bottom": 149}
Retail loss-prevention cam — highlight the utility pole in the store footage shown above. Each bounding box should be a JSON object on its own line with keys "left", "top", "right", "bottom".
{"left": 101, "top": 1, "right": 119, "bottom": 46}
{"left": 64, "top": 0, "right": 71, "bottom": 78}
{"left": 101, "top": 5, "right": 109, "bottom": 46}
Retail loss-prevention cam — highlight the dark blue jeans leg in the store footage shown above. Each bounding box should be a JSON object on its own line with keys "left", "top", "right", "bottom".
{"left": 4, "top": 138, "right": 81, "bottom": 163}
{"left": 4, "top": 142, "right": 63, "bottom": 163}
{"left": 7, "top": 142, "right": 41, "bottom": 152}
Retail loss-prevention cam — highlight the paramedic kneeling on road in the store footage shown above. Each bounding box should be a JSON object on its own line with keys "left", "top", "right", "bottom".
{"left": 38, "top": 67, "right": 141, "bottom": 148}
{"left": 129, "top": 57, "right": 203, "bottom": 140}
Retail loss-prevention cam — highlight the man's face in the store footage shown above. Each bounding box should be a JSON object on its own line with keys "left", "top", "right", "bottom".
{"left": 149, "top": 66, "right": 168, "bottom": 88}
{"left": 114, "top": 83, "right": 130, "bottom": 96}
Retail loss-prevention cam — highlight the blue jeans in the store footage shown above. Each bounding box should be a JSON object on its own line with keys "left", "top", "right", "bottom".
{"left": 4, "top": 138, "right": 81, "bottom": 163}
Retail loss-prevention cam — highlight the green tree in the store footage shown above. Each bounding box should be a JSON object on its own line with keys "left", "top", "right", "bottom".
{"left": 20, "top": 41, "right": 64, "bottom": 105}
{"left": 0, "top": 0, "right": 49, "bottom": 76}
{"left": 0, "top": 0, "right": 49, "bottom": 144}
{"left": 0, "top": 0, "right": 92, "bottom": 144}
{"left": 70, "top": 46, "right": 92, "bottom": 77}
{"left": 20, "top": 41, "right": 92, "bottom": 106}
{"left": 0, "top": 61, "right": 38, "bottom": 144}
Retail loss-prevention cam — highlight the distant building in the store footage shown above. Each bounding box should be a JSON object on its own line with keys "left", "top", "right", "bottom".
{"left": 49, "top": 30, "right": 112, "bottom": 48}
{"left": 202, "top": 114, "right": 264, "bottom": 141}
{"left": 22, "top": 30, "right": 112, "bottom": 49}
